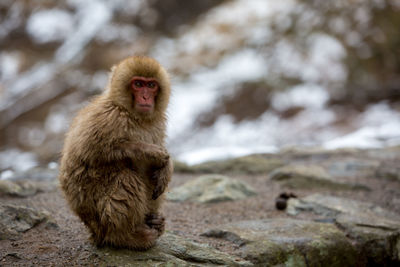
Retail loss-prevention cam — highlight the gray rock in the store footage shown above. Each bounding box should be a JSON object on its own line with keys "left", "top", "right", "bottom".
{"left": 5, "top": 167, "right": 58, "bottom": 181}
{"left": 174, "top": 154, "right": 284, "bottom": 175}
{"left": 167, "top": 175, "right": 256, "bottom": 203}
{"left": 0, "top": 179, "right": 58, "bottom": 197}
{"left": 0, "top": 180, "right": 25, "bottom": 196}
{"left": 0, "top": 204, "right": 57, "bottom": 240}
{"left": 376, "top": 162, "right": 400, "bottom": 181}
{"left": 287, "top": 194, "right": 400, "bottom": 265}
{"left": 287, "top": 194, "right": 400, "bottom": 220}
{"left": 336, "top": 213, "right": 400, "bottom": 265}
{"left": 325, "top": 158, "right": 380, "bottom": 178}
{"left": 94, "top": 232, "right": 253, "bottom": 266}
{"left": 365, "top": 146, "right": 400, "bottom": 161}
{"left": 269, "top": 164, "right": 369, "bottom": 190}
{"left": 202, "top": 218, "right": 356, "bottom": 266}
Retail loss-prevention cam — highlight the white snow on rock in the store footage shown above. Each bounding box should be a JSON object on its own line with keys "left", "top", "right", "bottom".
{"left": 324, "top": 103, "right": 400, "bottom": 150}
{"left": 1, "top": 0, "right": 400, "bottom": 167}
{"left": 271, "top": 84, "right": 329, "bottom": 111}
{"left": 0, "top": 149, "right": 38, "bottom": 174}
{"left": 167, "top": 49, "right": 268, "bottom": 139}
{"left": 26, "top": 9, "right": 74, "bottom": 43}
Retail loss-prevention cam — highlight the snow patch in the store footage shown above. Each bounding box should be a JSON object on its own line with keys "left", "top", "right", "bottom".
{"left": 167, "top": 49, "right": 267, "bottom": 138}
{"left": 324, "top": 103, "right": 400, "bottom": 149}
{"left": 0, "top": 52, "right": 20, "bottom": 81}
{"left": 56, "top": 0, "right": 112, "bottom": 63}
{"left": 45, "top": 111, "right": 70, "bottom": 134}
{"left": 0, "top": 149, "right": 38, "bottom": 173}
{"left": 178, "top": 145, "right": 277, "bottom": 166}
{"left": 26, "top": 9, "right": 74, "bottom": 43}
{"left": 0, "top": 170, "right": 14, "bottom": 180}
{"left": 272, "top": 84, "right": 329, "bottom": 110}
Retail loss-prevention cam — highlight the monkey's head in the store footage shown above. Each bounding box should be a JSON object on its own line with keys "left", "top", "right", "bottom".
{"left": 107, "top": 56, "right": 170, "bottom": 121}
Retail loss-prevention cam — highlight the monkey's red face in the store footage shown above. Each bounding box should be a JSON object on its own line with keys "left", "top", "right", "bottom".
{"left": 131, "top": 76, "right": 159, "bottom": 113}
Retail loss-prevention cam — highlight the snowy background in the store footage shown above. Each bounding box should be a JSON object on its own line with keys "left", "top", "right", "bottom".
{"left": 1, "top": 0, "right": 400, "bottom": 176}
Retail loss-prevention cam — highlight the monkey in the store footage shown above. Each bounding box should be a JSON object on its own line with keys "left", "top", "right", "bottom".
{"left": 58, "top": 55, "right": 173, "bottom": 250}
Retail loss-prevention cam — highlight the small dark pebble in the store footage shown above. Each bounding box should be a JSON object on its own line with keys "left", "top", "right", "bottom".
{"left": 275, "top": 192, "right": 297, "bottom": 210}
{"left": 6, "top": 253, "right": 22, "bottom": 259}
{"left": 275, "top": 198, "right": 287, "bottom": 210}
{"left": 279, "top": 192, "right": 297, "bottom": 199}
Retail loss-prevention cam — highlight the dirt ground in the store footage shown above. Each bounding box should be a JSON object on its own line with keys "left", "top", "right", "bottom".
{"left": 0, "top": 172, "right": 399, "bottom": 266}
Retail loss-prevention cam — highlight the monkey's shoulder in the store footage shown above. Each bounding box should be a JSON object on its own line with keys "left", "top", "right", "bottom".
{"left": 66, "top": 95, "right": 166, "bottom": 148}
{"left": 75, "top": 98, "right": 128, "bottom": 126}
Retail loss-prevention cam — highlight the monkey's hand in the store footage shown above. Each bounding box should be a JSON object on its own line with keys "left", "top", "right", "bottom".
{"left": 145, "top": 213, "right": 165, "bottom": 236}
{"left": 127, "top": 142, "right": 169, "bottom": 166}
{"left": 151, "top": 158, "right": 172, "bottom": 200}
{"left": 146, "top": 145, "right": 170, "bottom": 168}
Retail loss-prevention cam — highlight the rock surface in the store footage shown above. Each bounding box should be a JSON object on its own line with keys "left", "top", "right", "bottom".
{"left": 0, "top": 147, "right": 399, "bottom": 265}
{"left": 0, "top": 204, "right": 56, "bottom": 240}
{"left": 324, "top": 157, "right": 380, "bottom": 178}
{"left": 287, "top": 194, "right": 400, "bottom": 265}
{"left": 167, "top": 174, "right": 256, "bottom": 203}
{"left": 202, "top": 218, "right": 357, "bottom": 266}
{"left": 95, "top": 233, "right": 252, "bottom": 266}
{"left": 3, "top": 167, "right": 59, "bottom": 181}
{"left": 376, "top": 162, "right": 400, "bottom": 181}
{"left": 0, "top": 179, "right": 57, "bottom": 197}
{"left": 269, "top": 164, "right": 369, "bottom": 190}
{"left": 287, "top": 194, "right": 400, "bottom": 219}
{"left": 174, "top": 154, "right": 283, "bottom": 175}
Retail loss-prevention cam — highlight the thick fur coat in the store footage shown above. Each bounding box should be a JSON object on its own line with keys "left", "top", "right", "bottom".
{"left": 59, "top": 56, "right": 172, "bottom": 250}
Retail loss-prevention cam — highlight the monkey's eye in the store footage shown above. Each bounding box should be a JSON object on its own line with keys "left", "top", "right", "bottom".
{"left": 133, "top": 80, "right": 144, "bottom": 87}
{"left": 148, "top": 82, "right": 157, "bottom": 88}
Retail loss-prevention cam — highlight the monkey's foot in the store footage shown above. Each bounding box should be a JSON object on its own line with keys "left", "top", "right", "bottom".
{"left": 131, "top": 226, "right": 159, "bottom": 250}
{"left": 145, "top": 213, "right": 165, "bottom": 236}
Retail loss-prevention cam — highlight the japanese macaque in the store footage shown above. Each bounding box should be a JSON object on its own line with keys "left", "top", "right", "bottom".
{"left": 59, "top": 56, "right": 173, "bottom": 250}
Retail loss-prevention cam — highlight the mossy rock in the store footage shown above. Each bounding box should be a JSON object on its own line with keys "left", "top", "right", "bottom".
{"left": 0, "top": 204, "right": 57, "bottom": 240}
{"left": 269, "top": 165, "right": 369, "bottom": 191}
{"left": 167, "top": 174, "right": 256, "bottom": 203}
{"left": 287, "top": 194, "right": 400, "bottom": 265}
{"left": 174, "top": 154, "right": 284, "bottom": 175}
{"left": 202, "top": 218, "right": 357, "bottom": 266}
{"left": 0, "top": 179, "right": 58, "bottom": 198}
{"left": 94, "top": 232, "right": 252, "bottom": 266}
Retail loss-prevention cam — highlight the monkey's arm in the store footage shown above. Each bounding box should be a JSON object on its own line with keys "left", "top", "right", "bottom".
{"left": 106, "top": 139, "right": 169, "bottom": 166}
{"left": 128, "top": 142, "right": 170, "bottom": 167}
{"left": 151, "top": 157, "right": 173, "bottom": 200}
{"left": 114, "top": 140, "right": 172, "bottom": 199}
{"left": 118, "top": 140, "right": 171, "bottom": 199}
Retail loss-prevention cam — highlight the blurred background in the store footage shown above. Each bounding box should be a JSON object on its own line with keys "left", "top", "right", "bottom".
{"left": 1, "top": 0, "right": 400, "bottom": 176}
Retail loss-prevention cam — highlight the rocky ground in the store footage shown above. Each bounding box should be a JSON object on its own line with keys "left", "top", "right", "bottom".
{"left": 0, "top": 147, "right": 400, "bottom": 266}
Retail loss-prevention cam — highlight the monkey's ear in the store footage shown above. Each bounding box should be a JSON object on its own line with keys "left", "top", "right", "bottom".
{"left": 106, "top": 65, "right": 118, "bottom": 92}
{"left": 109, "top": 65, "right": 117, "bottom": 82}
{"left": 110, "top": 65, "right": 117, "bottom": 74}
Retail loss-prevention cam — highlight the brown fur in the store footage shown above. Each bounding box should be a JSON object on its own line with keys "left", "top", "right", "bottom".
{"left": 59, "top": 56, "right": 173, "bottom": 250}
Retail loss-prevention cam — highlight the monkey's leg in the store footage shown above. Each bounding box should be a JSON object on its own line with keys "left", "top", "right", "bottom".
{"left": 146, "top": 188, "right": 167, "bottom": 236}
{"left": 144, "top": 159, "right": 172, "bottom": 237}
{"left": 94, "top": 170, "right": 159, "bottom": 250}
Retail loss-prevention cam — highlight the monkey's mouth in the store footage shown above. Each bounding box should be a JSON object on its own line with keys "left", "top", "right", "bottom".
{"left": 136, "top": 104, "right": 153, "bottom": 112}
